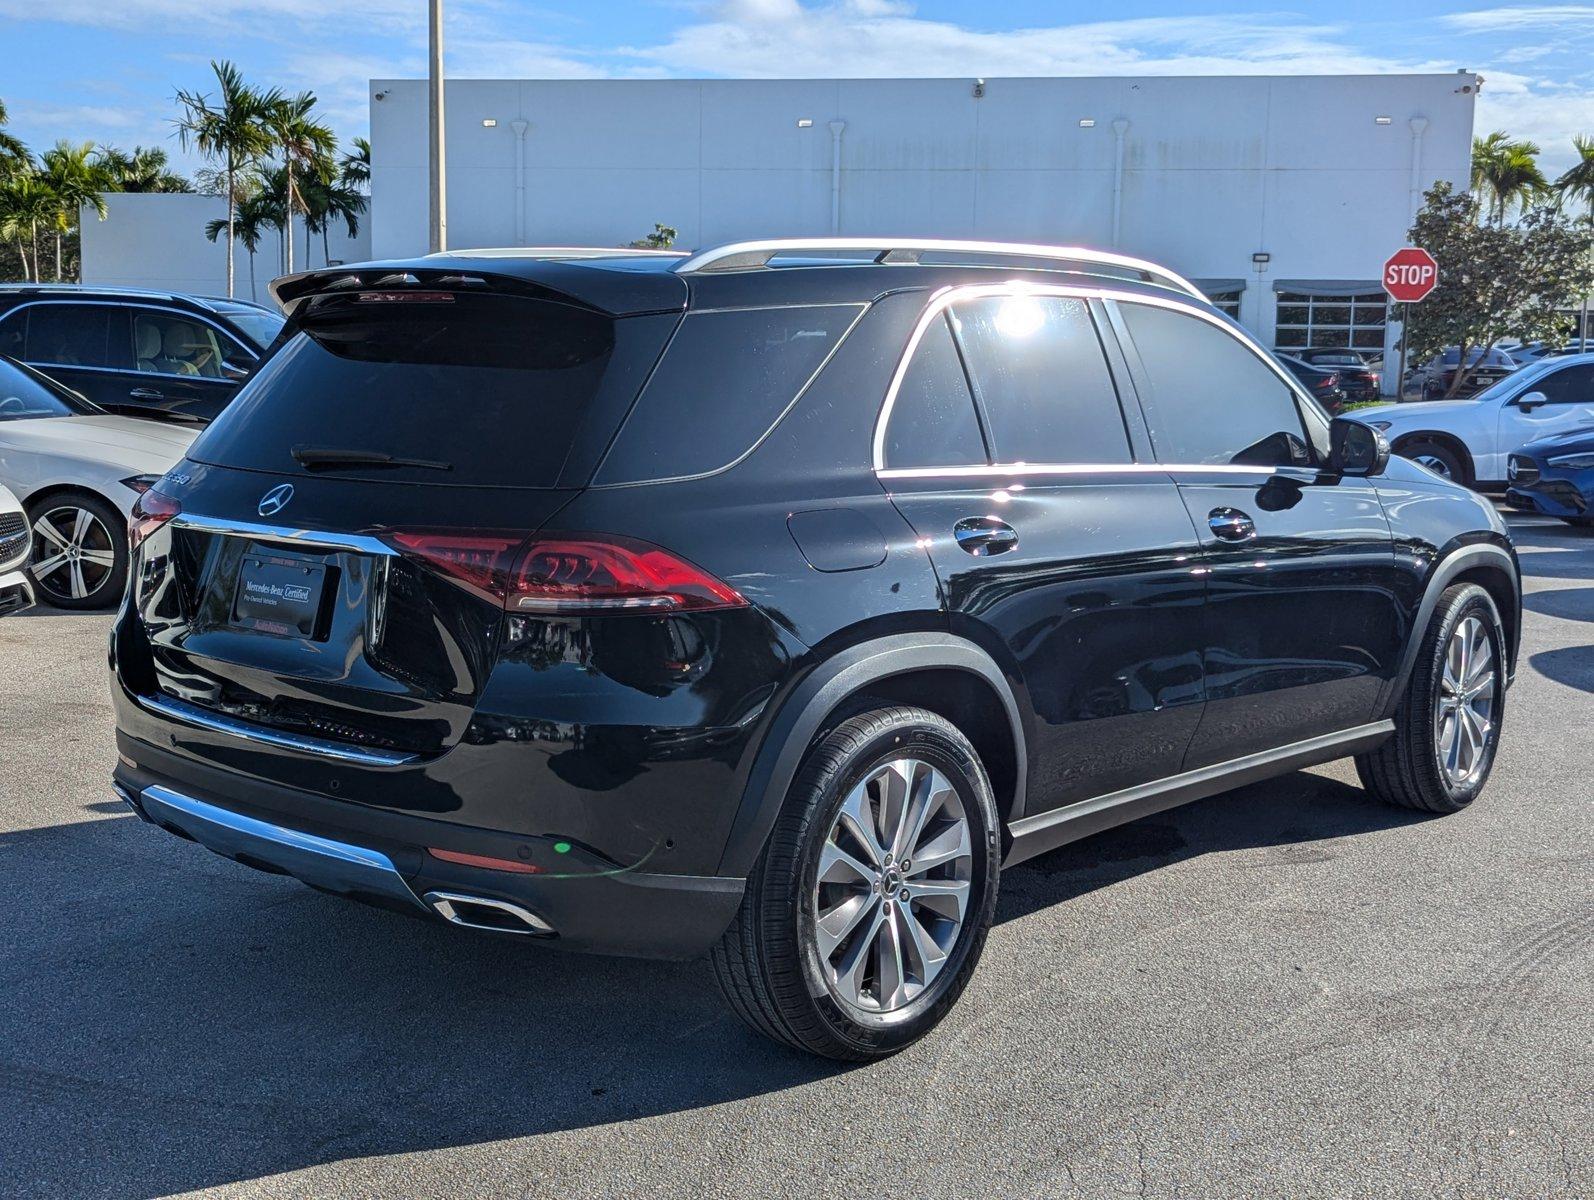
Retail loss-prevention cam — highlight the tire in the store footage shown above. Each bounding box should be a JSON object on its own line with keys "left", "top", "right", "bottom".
{"left": 25, "top": 490, "right": 128, "bottom": 610}
{"left": 1400, "top": 439, "right": 1468, "bottom": 486}
{"left": 1356, "top": 583, "right": 1506, "bottom": 814}
{"left": 711, "top": 705, "right": 1001, "bottom": 1061}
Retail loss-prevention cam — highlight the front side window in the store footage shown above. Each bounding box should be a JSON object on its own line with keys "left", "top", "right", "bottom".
{"left": 21, "top": 305, "right": 124, "bottom": 369}
{"left": 883, "top": 313, "right": 986, "bottom": 469}
{"left": 950, "top": 295, "right": 1131, "bottom": 464}
{"left": 132, "top": 312, "right": 229, "bottom": 379}
{"left": 1121, "top": 301, "right": 1314, "bottom": 468}
{"left": 1529, "top": 363, "right": 1594, "bottom": 405}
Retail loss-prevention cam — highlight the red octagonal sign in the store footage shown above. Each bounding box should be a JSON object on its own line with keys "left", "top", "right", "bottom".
{"left": 1384, "top": 247, "right": 1439, "bottom": 303}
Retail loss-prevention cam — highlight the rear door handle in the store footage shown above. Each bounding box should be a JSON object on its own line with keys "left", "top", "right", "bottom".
{"left": 1208, "top": 507, "right": 1256, "bottom": 542}
{"left": 129, "top": 388, "right": 165, "bottom": 399}
{"left": 953, "top": 516, "right": 1019, "bottom": 556}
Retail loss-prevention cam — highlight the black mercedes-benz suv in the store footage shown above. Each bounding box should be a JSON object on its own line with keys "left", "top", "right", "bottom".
{"left": 111, "top": 239, "right": 1521, "bottom": 1061}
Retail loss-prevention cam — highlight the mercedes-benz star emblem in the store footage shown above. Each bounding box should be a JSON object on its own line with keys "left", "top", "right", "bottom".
{"left": 1507, "top": 459, "right": 1520, "bottom": 482}
{"left": 258, "top": 483, "right": 295, "bottom": 518}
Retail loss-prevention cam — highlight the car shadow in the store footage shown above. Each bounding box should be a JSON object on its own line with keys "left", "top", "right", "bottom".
{"left": 1526, "top": 645, "right": 1594, "bottom": 694}
{"left": 1521, "top": 586, "right": 1594, "bottom": 623}
{"left": 3, "top": 769, "right": 1426, "bottom": 1197}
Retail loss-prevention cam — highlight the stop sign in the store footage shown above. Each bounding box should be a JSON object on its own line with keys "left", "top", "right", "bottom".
{"left": 1384, "top": 247, "right": 1439, "bottom": 303}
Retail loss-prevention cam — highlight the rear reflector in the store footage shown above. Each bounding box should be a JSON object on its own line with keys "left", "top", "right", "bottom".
{"left": 129, "top": 488, "right": 182, "bottom": 550}
{"left": 427, "top": 846, "right": 545, "bottom": 874}
{"left": 383, "top": 529, "right": 748, "bottom": 614}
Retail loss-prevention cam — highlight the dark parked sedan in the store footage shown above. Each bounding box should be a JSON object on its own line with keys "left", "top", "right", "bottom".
{"left": 1277, "top": 353, "right": 1347, "bottom": 414}
{"left": 1293, "top": 349, "right": 1381, "bottom": 404}
{"left": 1506, "top": 425, "right": 1594, "bottom": 526}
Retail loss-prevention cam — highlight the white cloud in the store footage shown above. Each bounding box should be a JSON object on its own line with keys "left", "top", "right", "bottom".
{"left": 1442, "top": 5, "right": 1594, "bottom": 34}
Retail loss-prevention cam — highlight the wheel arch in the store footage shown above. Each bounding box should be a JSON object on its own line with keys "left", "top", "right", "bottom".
{"left": 1378, "top": 541, "right": 1520, "bottom": 719}
{"left": 716, "top": 633, "right": 1027, "bottom": 877}
{"left": 21, "top": 481, "right": 126, "bottom": 522}
{"left": 1392, "top": 431, "right": 1476, "bottom": 485}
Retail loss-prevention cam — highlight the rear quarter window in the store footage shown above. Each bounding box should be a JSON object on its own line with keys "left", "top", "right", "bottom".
{"left": 594, "top": 303, "right": 863, "bottom": 485}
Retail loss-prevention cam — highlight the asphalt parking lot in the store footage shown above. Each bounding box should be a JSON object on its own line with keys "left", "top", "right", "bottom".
{"left": 3, "top": 508, "right": 1590, "bottom": 1199}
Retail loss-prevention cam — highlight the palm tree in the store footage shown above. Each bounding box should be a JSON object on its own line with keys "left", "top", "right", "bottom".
{"left": 301, "top": 174, "right": 366, "bottom": 268}
{"left": 263, "top": 91, "right": 336, "bottom": 273}
{"left": 0, "top": 99, "right": 29, "bottom": 178}
{"left": 175, "top": 61, "right": 276, "bottom": 297}
{"left": 1555, "top": 134, "right": 1594, "bottom": 348}
{"left": 40, "top": 141, "right": 109, "bottom": 281}
{"left": 96, "top": 145, "right": 191, "bottom": 193}
{"left": 1471, "top": 132, "right": 1548, "bottom": 223}
{"left": 340, "top": 136, "right": 371, "bottom": 192}
{"left": 0, "top": 173, "right": 56, "bottom": 281}
{"left": 206, "top": 187, "right": 278, "bottom": 301}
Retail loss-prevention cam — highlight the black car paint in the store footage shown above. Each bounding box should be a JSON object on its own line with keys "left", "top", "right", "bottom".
{"left": 110, "top": 253, "right": 1522, "bottom": 959}
{"left": 0, "top": 288, "right": 280, "bottom": 423}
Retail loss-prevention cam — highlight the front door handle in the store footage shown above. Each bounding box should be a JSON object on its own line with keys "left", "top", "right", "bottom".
{"left": 953, "top": 516, "right": 1019, "bottom": 556}
{"left": 1208, "top": 507, "right": 1257, "bottom": 542}
{"left": 129, "top": 388, "right": 165, "bottom": 399}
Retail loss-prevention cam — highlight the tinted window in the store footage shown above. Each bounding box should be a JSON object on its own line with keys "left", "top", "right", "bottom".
{"left": 22, "top": 305, "right": 123, "bottom": 369}
{"left": 884, "top": 313, "right": 986, "bottom": 468}
{"left": 597, "top": 304, "right": 861, "bottom": 484}
{"left": 0, "top": 359, "right": 74, "bottom": 419}
{"left": 191, "top": 292, "right": 660, "bottom": 488}
{"left": 132, "top": 311, "right": 229, "bottom": 379}
{"left": 1121, "top": 302, "right": 1312, "bottom": 467}
{"left": 222, "top": 310, "right": 284, "bottom": 351}
{"left": 1532, "top": 364, "right": 1594, "bottom": 405}
{"left": 950, "top": 295, "right": 1130, "bottom": 464}
{"left": 0, "top": 310, "right": 23, "bottom": 359}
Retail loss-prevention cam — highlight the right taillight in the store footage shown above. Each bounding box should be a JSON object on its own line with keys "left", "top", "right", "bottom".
{"left": 128, "top": 488, "right": 181, "bottom": 550}
{"left": 383, "top": 529, "right": 747, "bottom": 615}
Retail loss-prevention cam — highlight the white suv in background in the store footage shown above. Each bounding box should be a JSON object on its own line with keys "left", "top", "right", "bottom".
{"left": 1358, "top": 353, "right": 1594, "bottom": 486}
{"left": 0, "top": 482, "right": 34, "bottom": 616}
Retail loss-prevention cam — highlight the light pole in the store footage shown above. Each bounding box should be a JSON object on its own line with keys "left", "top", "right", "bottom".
{"left": 428, "top": 0, "right": 447, "bottom": 254}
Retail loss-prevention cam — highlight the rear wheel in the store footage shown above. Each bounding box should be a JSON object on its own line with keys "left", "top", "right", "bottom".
{"left": 26, "top": 491, "right": 127, "bottom": 610}
{"left": 1356, "top": 583, "right": 1506, "bottom": 814}
{"left": 711, "top": 706, "right": 1001, "bottom": 1061}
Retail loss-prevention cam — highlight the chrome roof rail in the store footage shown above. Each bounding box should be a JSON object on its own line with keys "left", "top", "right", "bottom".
{"left": 671, "top": 238, "right": 1203, "bottom": 298}
{"left": 425, "top": 246, "right": 689, "bottom": 260}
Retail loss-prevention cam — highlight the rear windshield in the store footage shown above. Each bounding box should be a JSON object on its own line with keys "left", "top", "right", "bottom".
{"left": 189, "top": 292, "right": 667, "bottom": 488}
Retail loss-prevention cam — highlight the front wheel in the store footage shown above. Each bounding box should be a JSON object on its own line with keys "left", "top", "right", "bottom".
{"left": 1356, "top": 583, "right": 1507, "bottom": 814}
{"left": 1400, "top": 440, "right": 1468, "bottom": 485}
{"left": 711, "top": 706, "right": 1001, "bottom": 1061}
{"left": 26, "top": 491, "right": 128, "bottom": 610}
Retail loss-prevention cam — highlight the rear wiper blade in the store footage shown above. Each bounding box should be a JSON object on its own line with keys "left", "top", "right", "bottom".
{"left": 291, "top": 445, "right": 453, "bottom": 472}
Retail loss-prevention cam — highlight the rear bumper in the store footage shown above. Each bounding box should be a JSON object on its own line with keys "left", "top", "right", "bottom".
{"left": 0, "top": 568, "right": 34, "bottom": 616}
{"left": 113, "top": 737, "right": 745, "bottom": 960}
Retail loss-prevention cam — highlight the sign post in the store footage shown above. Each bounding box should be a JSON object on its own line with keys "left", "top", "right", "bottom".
{"left": 1383, "top": 247, "right": 1438, "bottom": 399}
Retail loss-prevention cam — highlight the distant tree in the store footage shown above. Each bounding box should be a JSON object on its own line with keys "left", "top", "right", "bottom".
{"left": 206, "top": 187, "right": 278, "bottom": 301}
{"left": 40, "top": 141, "right": 109, "bottom": 281}
{"left": 630, "top": 222, "right": 677, "bottom": 249}
{"left": 176, "top": 61, "right": 276, "bottom": 297}
{"left": 96, "top": 145, "right": 191, "bottom": 193}
{"left": 340, "top": 136, "right": 370, "bottom": 193}
{"left": 0, "top": 172, "right": 56, "bottom": 281}
{"left": 1554, "top": 134, "right": 1594, "bottom": 346}
{"left": 1470, "top": 132, "right": 1549, "bottom": 224}
{"left": 301, "top": 173, "right": 365, "bottom": 268}
{"left": 1404, "top": 181, "right": 1594, "bottom": 395}
{"left": 263, "top": 91, "right": 335, "bottom": 273}
{"left": 0, "top": 99, "right": 29, "bottom": 178}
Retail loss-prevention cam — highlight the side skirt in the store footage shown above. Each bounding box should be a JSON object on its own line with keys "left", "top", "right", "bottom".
{"left": 1003, "top": 721, "right": 1395, "bottom": 868}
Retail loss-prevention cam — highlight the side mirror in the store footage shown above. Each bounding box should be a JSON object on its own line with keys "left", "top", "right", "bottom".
{"left": 1515, "top": 390, "right": 1548, "bottom": 412}
{"left": 1329, "top": 417, "right": 1390, "bottom": 478}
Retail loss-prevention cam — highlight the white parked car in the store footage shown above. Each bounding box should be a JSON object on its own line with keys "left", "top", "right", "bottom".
{"left": 0, "top": 481, "right": 34, "bottom": 616}
{"left": 0, "top": 356, "right": 196, "bottom": 609}
{"left": 1356, "top": 352, "right": 1594, "bottom": 486}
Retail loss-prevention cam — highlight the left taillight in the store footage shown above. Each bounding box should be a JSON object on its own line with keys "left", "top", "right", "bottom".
{"left": 383, "top": 530, "right": 748, "bottom": 615}
{"left": 128, "top": 488, "right": 181, "bottom": 550}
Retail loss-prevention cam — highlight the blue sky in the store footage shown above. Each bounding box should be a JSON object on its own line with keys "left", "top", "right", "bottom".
{"left": 2, "top": 1, "right": 1591, "bottom": 175}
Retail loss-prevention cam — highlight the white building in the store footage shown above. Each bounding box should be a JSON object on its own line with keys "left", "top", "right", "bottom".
{"left": 368, "top": 74, "right": 1478, "bottom": 360}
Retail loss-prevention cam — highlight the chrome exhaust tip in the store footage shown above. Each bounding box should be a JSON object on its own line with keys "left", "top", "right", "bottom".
{"left": 424, "top": 890, "right": 554, "bottom": 937}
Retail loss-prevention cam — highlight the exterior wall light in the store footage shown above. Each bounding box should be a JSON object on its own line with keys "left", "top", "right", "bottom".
{"left": 1375, "top": 116, "right": 1393, "bottom": 125}
{"left": 482, "top": 118, "right": 498, "bottom": 127}
{"left": 797, "top": 119, "right": 813, "bottom": 128}
{"left": 1079, "top": 118, "right": 1096, "bottom": 127}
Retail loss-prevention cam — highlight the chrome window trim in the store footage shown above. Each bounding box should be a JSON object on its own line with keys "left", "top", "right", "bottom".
{"left": 169, "top": 512, "right": 398, "bottom": 557}
{"left": 877, "top": 462, "right": 1279, "bottom": 480}
{"left": 137, "top": 693, "right": 418, "bottom": 767}
{"left": 2, "top": 298, "right": 259, "bottom": 378}
{"left": 872, "top": 282, "right": 1324, "bottom": 474}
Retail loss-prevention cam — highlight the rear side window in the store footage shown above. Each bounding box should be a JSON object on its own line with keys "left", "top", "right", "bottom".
{"left": 20, "top": 305, "right": 130, "bottom": 370}
{"left": 883, "top": 313, "right": 987, "bottom": 469}
{"left": 190, "top": 292, "right": 654, "bottom": 488}
{"left": 596, "top": 304, "right": 861, "bottom": 484}
{"left": 950, "top": 296, "right": 1131, "bottom": 464}
{"left": 1120, "top": 301, "right": 1312, "bottom": 467}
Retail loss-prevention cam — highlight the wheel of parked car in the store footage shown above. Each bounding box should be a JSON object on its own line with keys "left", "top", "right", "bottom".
{"left": 1399, "top": 439, "right": 1468, "bottom": 485}
{"left": 711, "top": 706, "right": 1002, "bottom": 1061}
{"left": 26, "top": 491, "right": 128, "bottom": 610}
{"left": 1356, "top": 583, "right": 1507, "bottom": 814}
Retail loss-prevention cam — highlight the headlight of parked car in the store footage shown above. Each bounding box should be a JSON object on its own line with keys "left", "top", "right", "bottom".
{"left": 120, "top": 474, "right": 163, "bottom": 494}
{"left": 1547, "top": 453, "right": 1594, "bottom": 470}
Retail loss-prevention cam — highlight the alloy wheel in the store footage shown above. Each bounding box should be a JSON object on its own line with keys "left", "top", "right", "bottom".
{"left": 1434, "top": 614, "right": 1497, "bottom": 786}
{"left": 1413, "top": 454, "right": 1453, "bottom": 479}
{"left": 30, "top": 504, "right": 118, "bottom": 604}
{"left": 811, "top": 757, "right": 973, "bottom": 1016}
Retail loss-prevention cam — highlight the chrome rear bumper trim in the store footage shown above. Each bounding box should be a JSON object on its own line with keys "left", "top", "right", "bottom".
{"left": 136, "top": 692, "right": 418, "bottom": 767}
{"left": 138, "top": 784, "right": 428, "bottom": 911}
{"left": 169, "top": 512, "right": 396, "bottom": 557}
